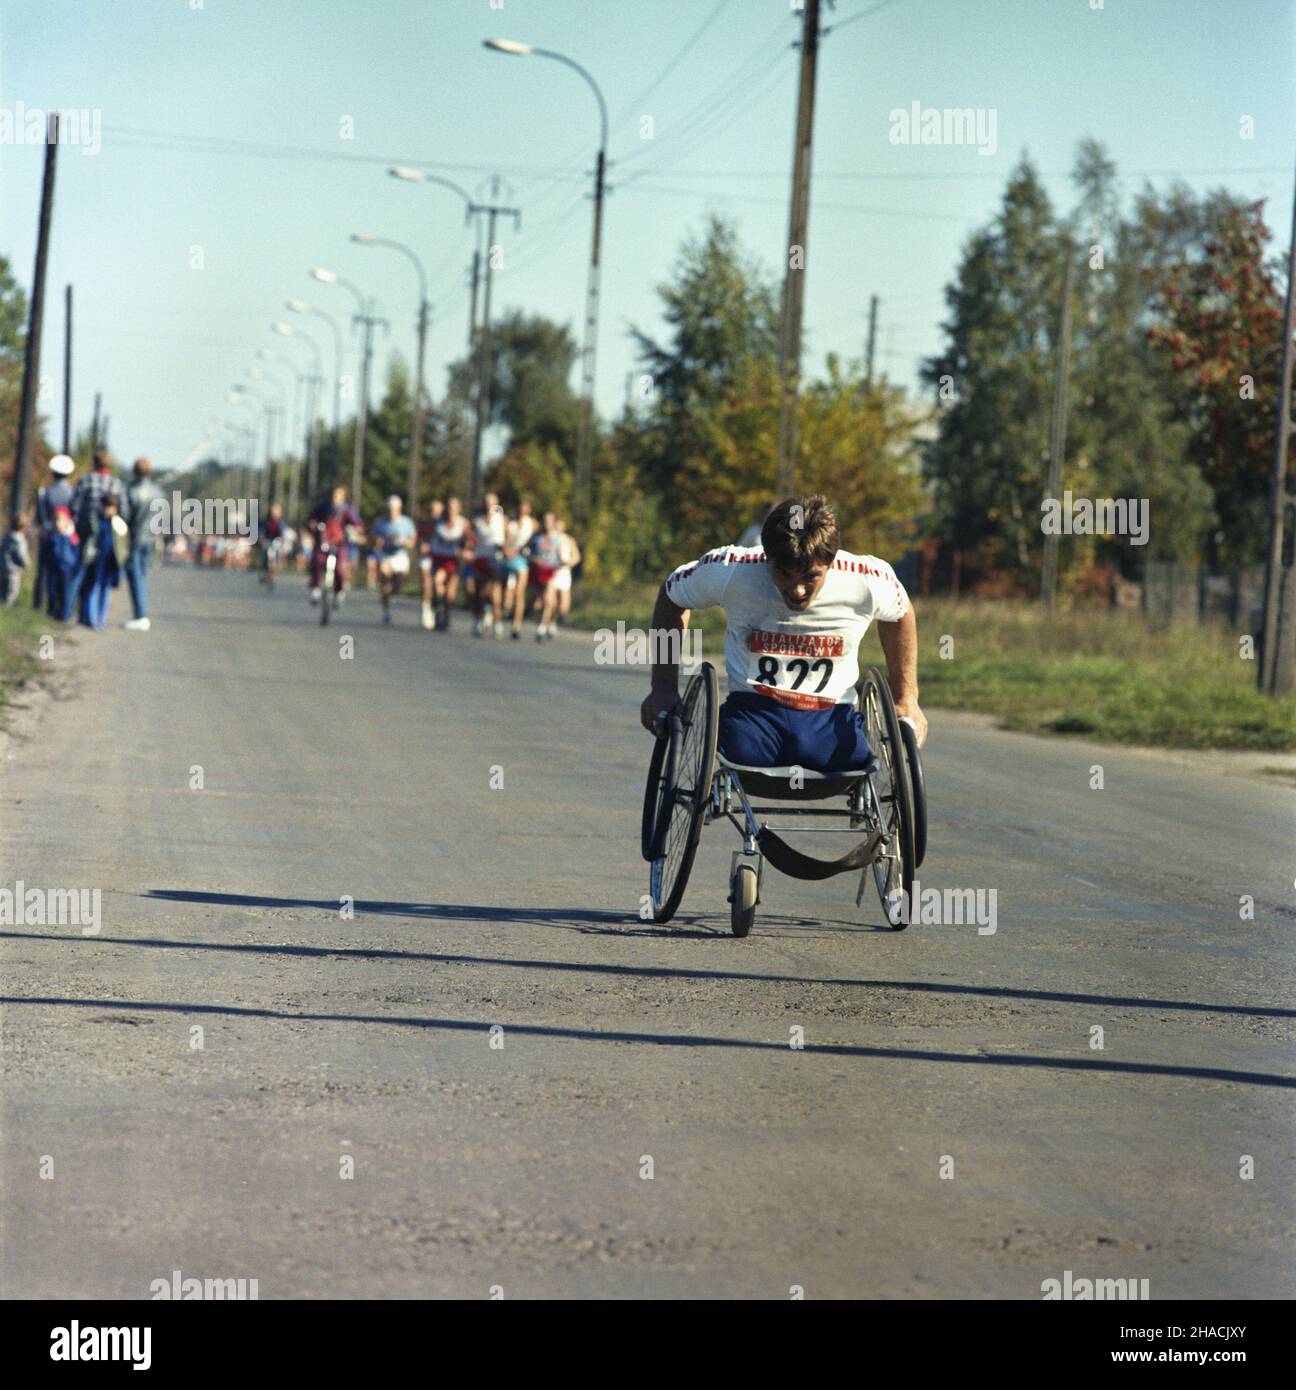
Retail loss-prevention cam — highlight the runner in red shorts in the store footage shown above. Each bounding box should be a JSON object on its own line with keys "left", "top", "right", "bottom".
{"left": 417, "top": 498, "right": 445, "bottom": 629}
{"left": 527, "top": 510, "right": 565, "bottom": 640}
{"left": 426, "top": 496, "right": 466, "bottom": 631}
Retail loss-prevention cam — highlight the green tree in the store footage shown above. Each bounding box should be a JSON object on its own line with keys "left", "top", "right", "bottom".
{"left": 0, "top": 257, "right": 29, "bottom": 498}
{"left": 447, "top": 311, "right": 581, "bottom": 462}
{"left": 1065, "top": 149, "right": 1213, "bottom": 573}
{"left": 922, "top": 155, "right": 1063, "bottom": 580}
{"left": 630, "top": 214, "right": 780, "bottom": 504}
{"left": 1147, "top": 195, "right": 1287, "bottom": 564}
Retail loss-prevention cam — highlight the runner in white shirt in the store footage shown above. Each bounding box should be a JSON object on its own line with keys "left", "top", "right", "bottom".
{"left": 503, "top": 498, "right": 537, "bottom": 639}
{"left": 469, "top": 492, "right": 508, "bottom": 638}
{"left": 640, "top": 495, "right": 927, "bottom": 771}
{"left": 551, "top": 518, "right": 581, "bottom": 627}
{"left": 427, "top": 496, "right": 466, "bottom": 632}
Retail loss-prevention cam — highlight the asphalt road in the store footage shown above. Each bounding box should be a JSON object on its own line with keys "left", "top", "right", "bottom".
{"left": 1, "top": 564, "right": 1292, "bottom": 1299}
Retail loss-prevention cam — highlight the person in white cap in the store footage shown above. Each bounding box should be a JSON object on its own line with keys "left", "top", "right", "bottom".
{"left": 369, "top": 494, "right": 416, "bottom": 626}
{"left": 33, "top": 454, "right": 75, "bottom": 614}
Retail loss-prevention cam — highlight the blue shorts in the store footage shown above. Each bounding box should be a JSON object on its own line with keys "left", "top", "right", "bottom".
{"left": 718, "top": 691, "right": 874, "bottom": 774}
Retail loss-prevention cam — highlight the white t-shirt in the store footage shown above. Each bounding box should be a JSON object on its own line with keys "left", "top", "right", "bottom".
{"left": 664, "top": 545, "right": 909, "bottom": 711}
{"left": 429, "top": 516, "right": 466, "bottom": 557}
{"left": 473, "top": 509, "right": 507, "bottom": 560}
{"left": 508, "top": 514, "right": 537, "bottom": 551}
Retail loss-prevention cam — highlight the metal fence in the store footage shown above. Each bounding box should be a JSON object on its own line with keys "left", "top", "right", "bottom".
{"left": 1142, "top": 562, "right": 1265, "bottom": 633}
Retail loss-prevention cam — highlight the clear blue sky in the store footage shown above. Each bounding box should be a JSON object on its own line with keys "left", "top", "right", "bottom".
{"left": 2, "top": 0, "right": 1292, "bottom": 469}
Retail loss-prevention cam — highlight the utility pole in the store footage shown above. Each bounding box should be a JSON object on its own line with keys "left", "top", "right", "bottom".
{"left": 573, "top": 143, "right": 606, "bottom": 528}
{"left": 351, "top": 302, "right": 388, "bottom": 510}
{"left": 463, "top": 248, "right": 481, "bottom": 499}
{"left": 410, "top": 296, "right": 429, "bottom": 510}
{"left": 864, "top": 293, "right": 878, "bottom": 392}
{"left": 469, "top": 182, "right": 522, "bottom": 510}
{"left": 1041, "top": 243, "right": 1075, "bottom": 615}
{"left": 62, "top": 284, "right": 73, "bottom": 453}
{"left": 773, "top": 0, "right": 822, "bottom": 497}
{"left": 10, "top": 114, "right": 58, "bottom": 522}
{"left": 304, "top": 372, "right": 323, "bottom": 507}
{"left": 265, "top": 406, "right": 282, "bottom": 507}
{"left": 1259, "top": 159, "right": 1296, "bottom": 696}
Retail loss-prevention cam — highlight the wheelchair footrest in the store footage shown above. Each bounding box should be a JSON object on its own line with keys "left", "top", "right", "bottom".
{"left": 757, "top": 827, "right": 881, "bottom": 881}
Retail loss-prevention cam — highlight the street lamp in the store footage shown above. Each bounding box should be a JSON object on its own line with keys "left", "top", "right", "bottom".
{"left": 350, "top": 231, "right": 431, "bottom": 508}
{"left": 226, "top": 389, "right": 262, "bottom": 501}
{"left": 388, "top": 167, "right": 489, "bottom": 499}
{"left": 484, "top": 37, "right": 607, "bottom": 525}
{"left": 286, "top": 298, "right": 344, "bottom": 483}
{"left": 273, "top": 322, "right": 324, "bottom": 505}
{"left": 241, "top": 372, "right": 287, "bottom": 507}
{"left": 310, "top": 267, "right": 382, "bottom": 508}
{"left": 258, "top": 352, "right": 304, "bottom": 516}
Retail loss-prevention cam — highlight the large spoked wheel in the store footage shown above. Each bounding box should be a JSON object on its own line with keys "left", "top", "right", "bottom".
{"left": 645, "top": 662, "right": 718, "bottom": 924}
{"left": 898, "top": 718, "right": 927, "bottom": 869}
{"left": 858, "top": 667, "right": 916, "bottom": 928}
{"left": 641, "top": 721, "right": 678, "bottom": 862}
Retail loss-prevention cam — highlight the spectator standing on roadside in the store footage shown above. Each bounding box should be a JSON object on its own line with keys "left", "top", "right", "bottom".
{"left": 49, "top": 507, "right": 81, "bottom": 622}
{"left": 123, "top": 457, "right": 162, "bottom": 631}
{"left": 1, "top": 512, "right": 31, "bottom": 605}
{"left": 68, "top": 450, "right": 126, "bottom": 615}
{"left": 32, "top": 454, "right": 75, "bottom": 612}
{"left": 79, "top": 493, "right": 130, "bottom": 631}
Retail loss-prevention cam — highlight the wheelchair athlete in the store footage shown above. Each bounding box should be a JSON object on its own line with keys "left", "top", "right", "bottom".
{"left": 639, "top": 494, "right": 927, "bottom": 771}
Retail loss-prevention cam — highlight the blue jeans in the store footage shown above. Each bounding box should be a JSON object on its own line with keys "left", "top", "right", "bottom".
{"left": 718, "top": 691, "right": 874, "bottom": 773}
{"left": 126, "top": 543, "right": 152, "bottom": 619}
{"left": 63, "top": 549, "right": 90, "bottom": 619}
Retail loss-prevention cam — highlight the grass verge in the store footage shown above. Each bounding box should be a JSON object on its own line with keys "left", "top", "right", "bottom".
{"left": 0, "top": 573, "right": 67, "bottom": 730}
{"left": 568, "top": 583, "right": 1296, "bottom": 752}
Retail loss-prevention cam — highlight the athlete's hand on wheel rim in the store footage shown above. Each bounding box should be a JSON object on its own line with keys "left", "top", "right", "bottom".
{"left": 640, "top": 688, "right": 681, "bottom": 736}
{"left": 894, "top": 698, "right": 928, "bottom": 748}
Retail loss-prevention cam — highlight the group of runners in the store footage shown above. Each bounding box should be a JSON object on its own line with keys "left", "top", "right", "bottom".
{"left": 281, "top": 486, "right": 581, "bottom": 638}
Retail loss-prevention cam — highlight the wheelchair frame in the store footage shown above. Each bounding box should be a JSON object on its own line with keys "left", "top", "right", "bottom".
{"left": 642, "top": 661, "right": 925, "bottom": 937}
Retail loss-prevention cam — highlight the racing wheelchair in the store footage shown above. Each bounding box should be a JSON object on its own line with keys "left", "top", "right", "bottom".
{"left": 641, "top": 661, "right": 927, "bottom": 937}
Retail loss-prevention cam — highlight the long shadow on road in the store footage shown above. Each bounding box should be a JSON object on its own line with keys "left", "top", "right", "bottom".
{"left": 129, "top": 892, "right": 1296, "bottom": 1021}
{"left": 2, "top": 993, "right": 1292, "bottom": 1088}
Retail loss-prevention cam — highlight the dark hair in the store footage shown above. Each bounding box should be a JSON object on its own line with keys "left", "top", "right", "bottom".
{"left": 92, "top": 449, "right": 111, "bottom": 471}
{"left": 761, "top": 495, "right": 840, "bottom": 571}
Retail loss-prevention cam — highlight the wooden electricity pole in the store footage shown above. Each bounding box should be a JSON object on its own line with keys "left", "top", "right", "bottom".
{"left": 773, "top": 0, "right": 822, "bottom": 497}
{"left": 10, "top": 115, "right": 58, "bottom": 522}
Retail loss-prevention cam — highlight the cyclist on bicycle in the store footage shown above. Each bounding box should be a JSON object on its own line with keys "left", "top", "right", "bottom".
{"left": 639, "top": 495, "right": 927, "bottom": 771}
{"left": 307, "top": 485, "right": 364, "bottom": 606}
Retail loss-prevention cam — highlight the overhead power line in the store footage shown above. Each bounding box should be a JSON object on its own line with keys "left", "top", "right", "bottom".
{"left": 608, "top": 0, "right": 739, "bottom": 132}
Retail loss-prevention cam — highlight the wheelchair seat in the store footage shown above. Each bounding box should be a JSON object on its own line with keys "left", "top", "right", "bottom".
{"left": 716, "top": 754, "right": 872, "bottom": 802}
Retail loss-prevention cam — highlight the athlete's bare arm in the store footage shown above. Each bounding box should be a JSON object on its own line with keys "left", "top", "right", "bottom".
{"left": 877, "top": 607, "right": 928, "bottom": 746}
{"left": 640, "top": 582, "right": 691, "bottom": 733}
